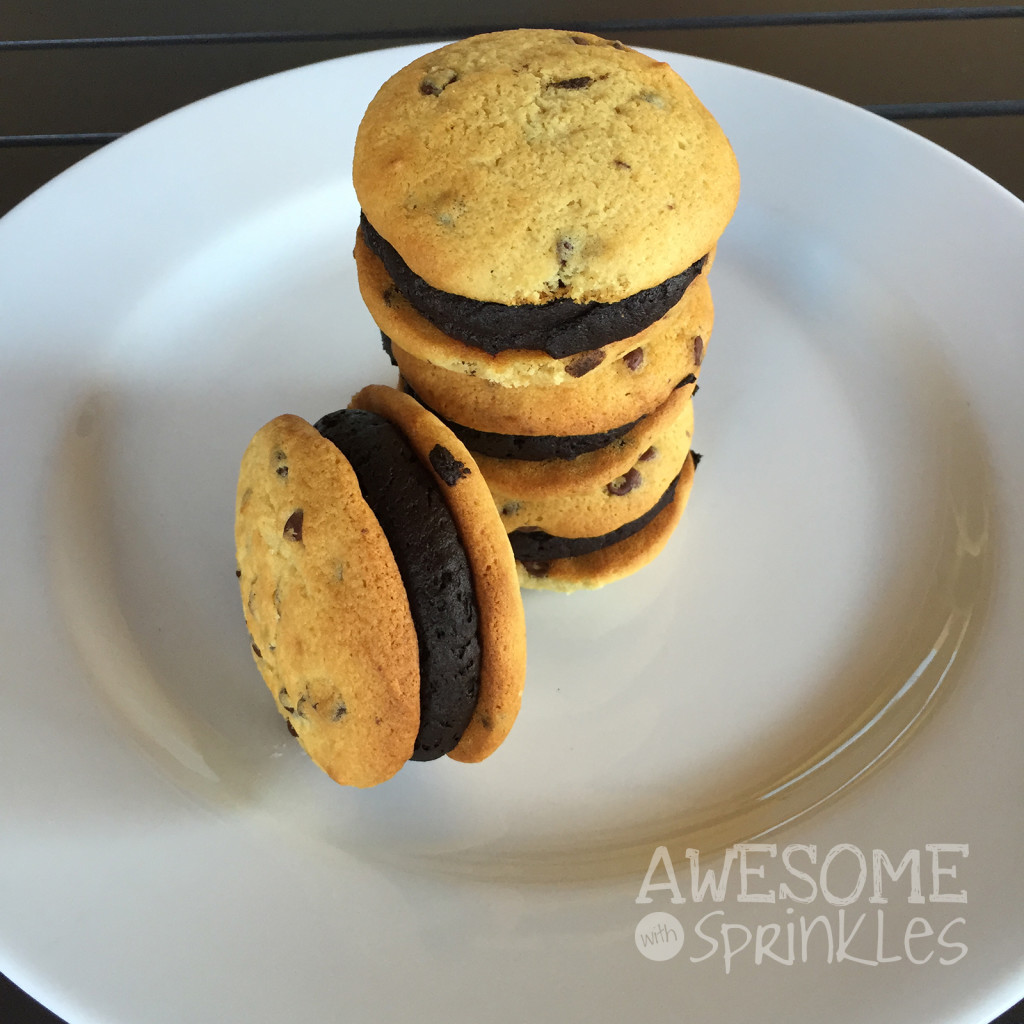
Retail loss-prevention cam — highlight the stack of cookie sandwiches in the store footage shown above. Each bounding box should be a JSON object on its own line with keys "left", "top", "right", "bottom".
{"left": 353, "top": 29, "right": 740, "bottom": 591}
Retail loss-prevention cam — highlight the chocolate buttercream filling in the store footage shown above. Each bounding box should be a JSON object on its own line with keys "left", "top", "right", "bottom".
{"left": 314, "top": 408, "right": 481, "bottom": 761}
{"left": 509, "top": 474, "right": 681, "bottom": 562}
{"left": 399, "top": 375, "right": 696, "bottom": 462}
{"left": 361, "top": 213, "right": 707, "bottom": 358}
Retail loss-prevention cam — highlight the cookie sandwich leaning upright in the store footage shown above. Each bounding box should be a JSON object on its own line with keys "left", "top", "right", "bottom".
{"left": 235, "top": 385, "right": 526, "bottom": 787}
{"left": 352, "top": 28, "right": 740, "bottom": 590}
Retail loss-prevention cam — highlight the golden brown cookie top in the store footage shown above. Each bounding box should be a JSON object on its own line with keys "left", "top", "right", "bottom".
{"left": 348, "top": 386, "right": 526, "bottom": 763}
{"left": 353, "top": 29, "right": 740, "bottom": 305}
{"left": 234, "top": 414, "right": 420, "bottom": 787}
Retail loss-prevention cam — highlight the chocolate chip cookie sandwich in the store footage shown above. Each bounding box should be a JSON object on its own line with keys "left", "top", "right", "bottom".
{"left": 493, "top": 395, "right": 698, "bottom": 591}
{"left": 234, "top": 385, "right": 526, "bottom": 787}
{"left": 352, "top": 29, "right": 736, "bottom": 414}
{"left": 512, "top": 451, "right": 699, "bottom": 592}
{"left": 352, "top": 29, "right": 738, "bottom": 361}
{"left": 360, "top": 241, "right": 712, "bottom": 439}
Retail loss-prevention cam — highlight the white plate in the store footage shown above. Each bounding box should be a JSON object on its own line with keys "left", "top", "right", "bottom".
{"left": 1, "top": 43, "right": 1023, "bottom": 1024}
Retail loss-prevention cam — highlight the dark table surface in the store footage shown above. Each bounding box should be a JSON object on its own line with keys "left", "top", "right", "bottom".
{"left": 1, "top": 2, "right": 1022, "bottom": 1022}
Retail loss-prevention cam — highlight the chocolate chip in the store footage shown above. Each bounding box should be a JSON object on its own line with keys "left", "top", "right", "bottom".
{"left": 235, "top": 569, "right": 241, "bottom": 578}
{"left": 565, "top": 349, "right": 605, "bottom": 378}
{"left": 332, "top": 700, "right": 348, "bottom": 722}
{"left": 251, "top": 639, "right": 262, "bottom": 659}
{"left": 480, "top": 713, "right": 494, "bottom": 730}
{"left": 570, "top": 34, "right": 590, "bottom": 45}
{"left": 692, "top": 384, "right": 700, "bottom": 396}
{"left": 675, "top": 373, "right": 697, "bottom": 390}
{"left": 550, "top": 76, "right": 593, "bottom": 90}
{"left": 614, "top": 159, "right": 632, "bottom": 170}
{"left": 382, "top": 286, "right": 397, "bottom": 308}
{"left": 638, "top": 446, "right": 657, "bottom": 462}
{"left": 622, "top": 347, "right": 644, "bottom": 371}
{"left": 429, "top": 444, "right": 471, "bottom": 486}
{"left": 499, "top": 501, "right": 520, "bottom": 517}
{"left": 693, "top": 335, "right": 704, "bottom": 365}
{"left": 521, "top": 560, "right": 550, "bottom": 578}
{"left": 420, "top": 69, "right": 458, "bottom": 95}
{"left": 285, "top": 719, "right": 298, "bottom": 737}
{"left": 606, "top": 467, "right": 642, "bottom": 496}
{"left": 556, "top": 236, "right": 575, "bottom": 266}
{"left": 279, "top": 689, "right": 295, "bottom": 714}
{"left": 276, "top": 465, "right": 288, "bottom": 478}
{"left": 691, "top": 451, "right": 703, "bottom": 469}
{"left": 283, "top": 509, "right": 304, "bottom": 542}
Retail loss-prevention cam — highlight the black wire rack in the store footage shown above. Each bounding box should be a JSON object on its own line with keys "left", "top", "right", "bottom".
{"left": 1, "top": 6, "right": 1023, "bottom": 1024}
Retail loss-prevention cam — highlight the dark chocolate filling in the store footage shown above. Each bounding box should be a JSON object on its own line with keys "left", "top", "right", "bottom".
{"left": 362, "top": 213, "right": 707, "bottom": 359}
{"left": 314, "top": 408, "right": 481, "bottom": 761}
{"left": 509, "top": 474, "right": 681, "bottom": 562}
